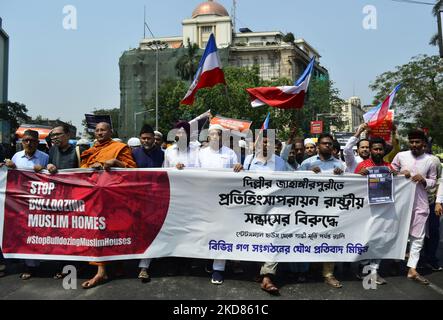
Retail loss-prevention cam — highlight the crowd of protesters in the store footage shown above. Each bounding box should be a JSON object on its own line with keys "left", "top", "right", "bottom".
{"left": 0, "top": 119, "right": 442, "bottom": 296}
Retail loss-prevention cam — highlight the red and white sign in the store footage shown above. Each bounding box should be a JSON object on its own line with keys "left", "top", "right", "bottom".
{"left": 0, "top": 168, "right": 415, "bottom": 262}
{"left": 368, "top": 110, "right": 394, "bottom": 143}
{"left": 310, "top": 121, "right": 323, "bottom": 134}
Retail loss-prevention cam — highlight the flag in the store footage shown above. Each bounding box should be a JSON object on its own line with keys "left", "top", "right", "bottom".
{"left": 180, "top": 34, "right": 226, "bottom": 105}
{"left": 261, "top": 112, "right": 270, "bottom": 130}
{"left": 246, "top": 58, "right": 315, "bottom": 109}
{"left": 363, "top": 84, "right": 401, "bottom": 127}
{"left": 189, "top": 109, "right": 211, "bottom": 141}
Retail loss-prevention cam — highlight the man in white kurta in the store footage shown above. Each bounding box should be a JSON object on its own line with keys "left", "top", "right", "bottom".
{"left": 343, "top": 123, "right": 370, "bottom": 173}
{"left": 139, "top": 121, "right": 200, "bottom": 278}
{"left": 391, "top": 129, "right": 437, "bottom": 285}
{"left": 198, "top": 124, "right": 240, "bottom": 285}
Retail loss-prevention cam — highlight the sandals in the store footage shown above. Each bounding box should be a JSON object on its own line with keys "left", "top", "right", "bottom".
{"left": 81, "top": 275, "right": 109, "bottom": 289}
{"left": 138, "top": 268, "right": 150, "bottom": 283}
{"left": 260, "top": 276, "right": 280, "bottom": 295}
{"left": 53, "top": 272, "right": 68, "bottom": 280}
{"left": 324, "top": 275, "right": 342, "bottom": 288}
{"left": 408, "top": 274, "right": 430, "bottom": 285}
{"left": 19, "top": 272, "right": 32, "bottom": 280}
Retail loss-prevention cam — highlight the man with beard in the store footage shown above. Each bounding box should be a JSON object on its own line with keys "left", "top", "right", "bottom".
{"left": 354, "top": 137, "right": 394, "bottom": 285}
{"left": 132, "top": 124, "right": 164, "bottom": 168}
{"left": 299, "top": 133, "right": 344, "bottom": 288}
{"left": 164, "top": 121, "right": 199, "bottom": 169}
{"left": 343, "top": 123, "right": 370, "bottom": 173}
{"left": 132, "top": 124, "right": 164, "bottom": 282}
{"left": 304, "top": 138, "right": 317, "bottom": 158}
{"left": 285, "top": 138, "right": 306, "bottom": 170}
{"left": 391, "top": 129, "right": 437, "bottom": 285}
{"left": 154, "top": 131, "right": 165, "bottom": 150}
{"left": 198, "top": 124, "right": 240, "bottom": 285}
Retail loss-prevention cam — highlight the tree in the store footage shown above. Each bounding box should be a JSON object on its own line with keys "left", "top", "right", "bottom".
{"left": 143, "top": 78, "right": 189, "bottom": 135}
{"left": 82, "top": 108, "right": 120, "bottom": 137}
{"left": 296, "top": 78, "right": 345, "bottom": 134}
{"left": 282, "top": 32, "right": 295, "bottom": 44}
{"left": 429, "top": 0, "right": 443, "bottom": 46}
{"left": 369, "top": 54, "right": 443, "bottom": 145}
{"left": 0, "top": 101, "right": 31, "bottom": 135}
{"left": 144, "top": 65, "right": 344, "bottom": 140}
{"left": 175, "top": 38, "right": 201, "bottom": 81}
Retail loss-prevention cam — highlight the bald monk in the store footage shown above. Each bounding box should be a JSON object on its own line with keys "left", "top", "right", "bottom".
{"left": 80, "top": 122, "right": 136, "bottom": 289}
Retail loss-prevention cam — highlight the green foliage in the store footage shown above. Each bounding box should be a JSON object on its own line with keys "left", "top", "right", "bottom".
{"left": 369, "top": 54, "right": 443, "bottom": 146}
{"left": 144, "top": 65, "right": 344, "bottom": 140}
{"left": 0, "top": 101, "right": 31, "bottom": 134}
{"left": 282, "top": 32, "right": 295, "bottom": 43}
{"left": 175, "top": 39, "right": 201, "bottom": 81}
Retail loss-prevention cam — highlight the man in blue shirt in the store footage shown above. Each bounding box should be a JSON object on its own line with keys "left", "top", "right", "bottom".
{"left": 234, "top": 130, "right": 288, "bottom": 295}
{"left": 298, "top": 133, "right": 344, "bottom": 288}
{"left": 6, "top": 130, "right": 49, "bottom": 171}
{"left": 3, "top": 129, "right": 49, "bottom": 280}
{"left": 242, "top": 133, "right": 287, "bottom": 172}
{"left": 132, "top": 124, "right": 164, "bottom": 168}
{"left": 298, "top": 133, "right": 344, "bottom": 174}
{"left": 132, "top": 124, "right": 164, "bottom": 282}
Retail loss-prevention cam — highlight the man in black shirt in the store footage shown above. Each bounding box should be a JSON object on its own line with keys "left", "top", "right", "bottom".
{"left": 46, "top": 124, "right": 79, "bottom": 279}
{"left": 47, "top": 124, "right": 78, "bottom": 172}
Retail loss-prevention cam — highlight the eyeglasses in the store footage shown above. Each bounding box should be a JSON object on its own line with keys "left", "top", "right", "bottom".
{"left": 320, "top": 142, "right": 332, "bottom": 146}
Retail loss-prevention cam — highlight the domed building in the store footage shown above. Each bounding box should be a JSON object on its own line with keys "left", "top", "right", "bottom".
{"left": 119, "top": 0, "right": 329, "bottom": 139}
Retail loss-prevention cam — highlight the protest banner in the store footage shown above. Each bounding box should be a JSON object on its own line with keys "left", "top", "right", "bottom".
{"left": 210, "top": 115, "right": 252, "bottom": 133}
{"left": 84, "top": 114, "right": 112, "bottom": 133}
{"left": 368, "top": 110, "right": 393, "bottom": 143}
{"left": 0, "top": 168, "right": 415, "bottom": 262}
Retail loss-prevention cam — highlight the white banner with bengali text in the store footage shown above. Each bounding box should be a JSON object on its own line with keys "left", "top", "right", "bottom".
{"left": 0, "top": 168, "right": 416, "bottom": 262}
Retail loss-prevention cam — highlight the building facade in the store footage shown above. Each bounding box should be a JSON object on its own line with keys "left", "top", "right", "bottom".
{"left": 0, "top": 18, "right": 9, "bottom": 104}
{"left": 339, "top": 96, "right": 365, "bottom": 132}
{"left": 120, "top": 0, "right": 328, "bottom": 139}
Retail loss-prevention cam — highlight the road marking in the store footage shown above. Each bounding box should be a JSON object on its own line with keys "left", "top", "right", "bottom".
{"left": 428, "top": 282, "right": 443, "bottom": 296}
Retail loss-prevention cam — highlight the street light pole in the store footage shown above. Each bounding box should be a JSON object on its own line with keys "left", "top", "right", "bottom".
{"left": 438, "top": 6, "right": 443, "bottom": 58}
{"left": 146, "top": 40, "right": 168, "bottom": 132}
{"left": 134, "top": 110, "right": 152, "bottom": 137}
{"left": 155, "top": 46, "right": 159, "bottom": 131}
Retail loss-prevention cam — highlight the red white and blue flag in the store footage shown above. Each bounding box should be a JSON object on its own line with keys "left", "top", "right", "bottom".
{"left": 261, "top": 112, "right": 270, "bottom": 130}
{"left": 180, "top": 34, "right": 226, "bottom": 105}
{"left": 363, "top": 84, "right": 401, "bottom": 127}
{"left": 246, "top": 58, "right": 315, "bottom": 109}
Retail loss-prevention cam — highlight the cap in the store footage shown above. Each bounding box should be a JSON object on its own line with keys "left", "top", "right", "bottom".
{"left": 304, "top": 138, "right": 315, "bottom": 147}
{"left": 127, "top": 137, "right": 141, "bottom": 147}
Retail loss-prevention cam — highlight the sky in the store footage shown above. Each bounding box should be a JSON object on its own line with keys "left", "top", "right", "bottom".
{"left": 0, "top": 0, "right": 439, "bottom": 135}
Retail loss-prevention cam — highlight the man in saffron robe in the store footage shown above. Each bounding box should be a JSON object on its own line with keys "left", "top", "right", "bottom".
{"left": 80, "top": 122, "right": 136, "bottom": 289}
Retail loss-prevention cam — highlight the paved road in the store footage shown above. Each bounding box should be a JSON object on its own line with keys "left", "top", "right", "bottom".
{"left": 1, "top": 255, "right": 443, "bottom": 300}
